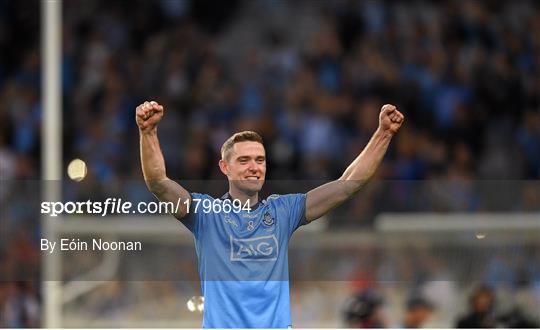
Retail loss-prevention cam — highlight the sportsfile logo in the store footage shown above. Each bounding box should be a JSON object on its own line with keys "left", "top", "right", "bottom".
{"left": 229, "top": 235, "right": 279, "bottom": 261}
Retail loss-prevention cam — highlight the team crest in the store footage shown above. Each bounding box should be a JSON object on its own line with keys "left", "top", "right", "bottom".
{"left": 263, "top": 211, "right": 274, "bottom": 226}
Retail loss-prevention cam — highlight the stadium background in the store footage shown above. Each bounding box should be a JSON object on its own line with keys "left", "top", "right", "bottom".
{"left": 1, "top": 0, "right": 539, "bottom": 327}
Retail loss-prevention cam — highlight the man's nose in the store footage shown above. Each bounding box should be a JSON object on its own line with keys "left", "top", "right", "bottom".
{"left": 247, "top": 160, "right": 258, "bottom": 171}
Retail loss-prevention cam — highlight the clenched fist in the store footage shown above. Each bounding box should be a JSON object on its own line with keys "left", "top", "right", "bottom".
{"left": 136, "top": 101, "right": 164, "bottom": 133}
{"left": 379, "top": 104, "right": 404, "bottom": 135}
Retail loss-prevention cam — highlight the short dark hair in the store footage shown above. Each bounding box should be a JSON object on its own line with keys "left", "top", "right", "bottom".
{"left": 221, "top": 131, "right": 264, "bottom": 160}
{"left": 406, "top": 296, "right": 434, "bottom": 311}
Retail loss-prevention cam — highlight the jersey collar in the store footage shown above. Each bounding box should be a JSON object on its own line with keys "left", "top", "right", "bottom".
{"left": 220, "top": 192, "right": 264, "bottom": 212}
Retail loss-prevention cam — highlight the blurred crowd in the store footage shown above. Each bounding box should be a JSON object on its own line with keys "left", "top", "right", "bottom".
{"left": 56, "top": 0, "right": 540, "bottom": 183}
{"left": 3, "top": 1, "right": 540, "bottom": 183}
{"left": 1, "top": 0, "right": 540, "bottom": 327}
{"left": 343, "top": 284, "right": 539, "bottom": 328}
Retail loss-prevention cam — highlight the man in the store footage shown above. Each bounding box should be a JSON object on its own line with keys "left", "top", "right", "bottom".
{"left": 343, "top": 289, "right": 387, "bottom": 328}
{"left": 456, "top": 285, "right": 496, "bottom": 328}
{"left": 401, "top": 296, "right": 434, "bottom": 328}
{"left": 136, "top": 100, "right": 404, "bottom": 328}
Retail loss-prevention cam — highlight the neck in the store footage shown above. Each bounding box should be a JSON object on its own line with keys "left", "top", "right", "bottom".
{"left": 228, "top": 186, "right": 259, "bottom": 207}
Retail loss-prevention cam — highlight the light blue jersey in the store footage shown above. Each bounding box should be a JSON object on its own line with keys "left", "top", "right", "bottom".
{"left": 182, "top": 192, "right": 307, "bottom": 328}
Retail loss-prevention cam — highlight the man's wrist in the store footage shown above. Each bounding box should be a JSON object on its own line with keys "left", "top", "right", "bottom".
{"left": 376, "top": 126, "right": 394, "bottom": 139}
{"left": 139, "top": 128, "right": 158, "bottom": 136}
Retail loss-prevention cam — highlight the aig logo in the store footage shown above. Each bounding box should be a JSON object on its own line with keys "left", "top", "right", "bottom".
{"left": 229, "top": 235, "right": 279, "bottom": 261}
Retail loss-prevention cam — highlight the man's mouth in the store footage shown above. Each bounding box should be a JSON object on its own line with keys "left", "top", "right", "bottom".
{"left": 245, "top": 176, "right": 260, "bottom": 181}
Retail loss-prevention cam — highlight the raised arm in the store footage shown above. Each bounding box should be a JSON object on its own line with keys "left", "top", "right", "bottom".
{"left": 136, "top": 101, "right": 191, "bottom": 219}
{"left": 305, "top": 104, "right": 404, "bottom": 222}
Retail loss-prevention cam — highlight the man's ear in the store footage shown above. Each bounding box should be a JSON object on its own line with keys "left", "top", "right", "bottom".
{"left": 218, "top": 159, "right": 228, "bottom": 176}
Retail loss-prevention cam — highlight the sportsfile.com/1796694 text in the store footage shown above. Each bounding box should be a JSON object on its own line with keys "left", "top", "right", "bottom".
{"left": 40, "top": 197, "right": 252, "bottom": 217}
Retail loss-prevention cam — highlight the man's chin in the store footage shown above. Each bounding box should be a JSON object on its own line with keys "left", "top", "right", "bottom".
{"left": 236, "top": 180, "right": 264, "bottom": 194}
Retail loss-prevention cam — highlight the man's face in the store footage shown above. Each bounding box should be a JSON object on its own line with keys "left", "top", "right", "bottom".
{"left": 220, "top": 141, "right": 266, "bottom": 195}
{"left": 473, "top": 292, "right": 493, "bottom": 313}
{"left": 408, "top": 307, "right": 433, "bottom": 327}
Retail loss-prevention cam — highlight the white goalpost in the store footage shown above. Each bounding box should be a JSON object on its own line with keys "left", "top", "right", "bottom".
{"left": 41, "top": 0, "right": 62, "bottom": 327}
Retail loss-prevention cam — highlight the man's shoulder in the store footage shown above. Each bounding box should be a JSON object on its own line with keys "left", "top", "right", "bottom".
{"left": 264, "top": 193, "right": 306, "bottom": 205}
{"left": 190, "top": 192, "right": 214, "bottom": 200}
{"left": 266, "top": 194, "right": 281, "bottom": 201}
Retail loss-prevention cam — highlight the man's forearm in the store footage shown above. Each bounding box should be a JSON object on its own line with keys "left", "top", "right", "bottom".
{"left": 305, "top": 105, "right": 403, "bottom": 222}
{"left": 340, "top": 128, "right": 393, "bottom": 190}
{"left": 305, "top": 129, "right": 394, "bottom": 221}
{"left": 136, "top": 101, "right": 191, "bottom": 219}
{"left": 140, "top": 130, "right": 167, "bottom": 191}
